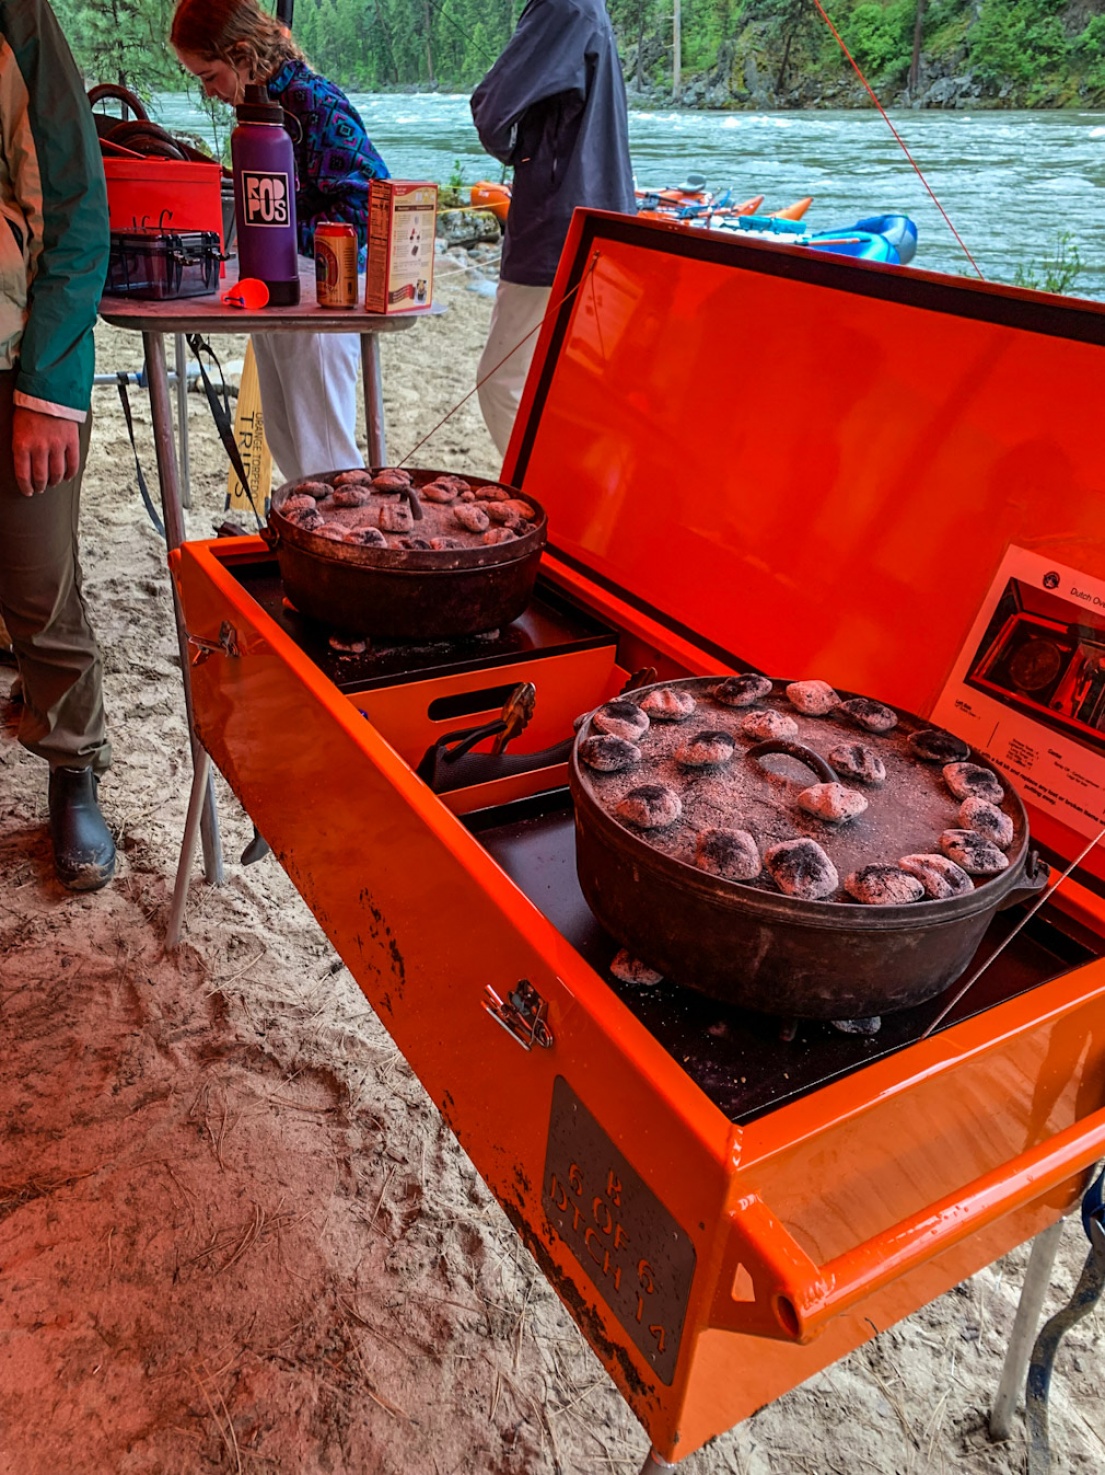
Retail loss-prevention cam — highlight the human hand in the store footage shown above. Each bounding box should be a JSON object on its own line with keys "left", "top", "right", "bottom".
{"left": 11, "top": 407, "right": 81, "bottom": 496}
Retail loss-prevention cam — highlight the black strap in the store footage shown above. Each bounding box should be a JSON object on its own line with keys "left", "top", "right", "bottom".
{"left": 116, "top": 373, "right": 166, "bottom": 538}
{"left": 186, "top": 332, "right": 264, "bottom": 529}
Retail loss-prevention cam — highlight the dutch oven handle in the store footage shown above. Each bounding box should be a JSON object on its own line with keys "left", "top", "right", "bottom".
{"left": 1000, "top": 849, "right": 1050, "bottom": 910}
{"left": 708, "top": 1105, "right": 1105, "bottom": 1345}
{"left": 746, "top": 739, "right": 837, "bottom": 785}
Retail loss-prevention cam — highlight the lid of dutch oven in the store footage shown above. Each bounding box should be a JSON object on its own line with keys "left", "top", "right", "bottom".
{"left": 505, "top": 209, "right": 1105, "bottom": 885}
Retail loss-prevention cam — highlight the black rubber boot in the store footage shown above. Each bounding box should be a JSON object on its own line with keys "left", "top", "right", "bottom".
{"left": 48, "top": 766, "right": 116, "bottom": 892}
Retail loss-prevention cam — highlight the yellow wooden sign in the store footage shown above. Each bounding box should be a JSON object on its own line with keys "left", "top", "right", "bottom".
{"left": 226, "top": 337, "right": 273, "bottom": 515}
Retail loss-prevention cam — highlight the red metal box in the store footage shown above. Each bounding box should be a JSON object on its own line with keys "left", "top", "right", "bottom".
{"left": 104, "top": 157, "right": 224, "bottom": 244}
{"left": 171, "top": 212, "right": 1105, "bottom": 1466}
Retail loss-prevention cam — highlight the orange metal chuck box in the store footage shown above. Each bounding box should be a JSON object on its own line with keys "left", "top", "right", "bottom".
{"left": 171, "top": 209, "right": 1105, "bottom": 1469}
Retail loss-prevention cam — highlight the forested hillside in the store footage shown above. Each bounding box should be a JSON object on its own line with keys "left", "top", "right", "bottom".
{"left": 57, "top": 0, "right": 1105, "bottom": 109}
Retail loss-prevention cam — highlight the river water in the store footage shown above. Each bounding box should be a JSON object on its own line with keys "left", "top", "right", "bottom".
{"left": 152, "top": 93, "right": 1105, "bottom": 299}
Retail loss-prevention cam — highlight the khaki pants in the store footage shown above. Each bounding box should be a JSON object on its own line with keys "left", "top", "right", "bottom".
{"left": 0, "top": 371, "right": 109, "bottom": 772}
{"left": 476, "top": 281, "right": 552, "bottom": 459}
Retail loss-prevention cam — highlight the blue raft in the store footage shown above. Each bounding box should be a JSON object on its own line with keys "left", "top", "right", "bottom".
{"left": 713, "top": 212, "right": 918, "bottom": 265}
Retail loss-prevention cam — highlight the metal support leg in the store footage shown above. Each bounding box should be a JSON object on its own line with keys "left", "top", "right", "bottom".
{"left": 361, "top": 332, "right": 386, "bottom": 467}
{"left": 166, "top": 747, "right": 212, "bottom": 950}
{"left": 174, "top": 332, "right": 191, "bottom": 509}
{"left": 638, "top": 1451, "right": 677, "bottom": 1474}
{"left": 143, "top": 330, "right": 224, "bottom": 885}
{"left": 989, "top": 1217, "right": 1065, "bottom": 1440}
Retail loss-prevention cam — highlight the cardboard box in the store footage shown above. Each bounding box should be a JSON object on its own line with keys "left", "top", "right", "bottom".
{"left": 364, "top": 180, "right": 436, "bottom": 314}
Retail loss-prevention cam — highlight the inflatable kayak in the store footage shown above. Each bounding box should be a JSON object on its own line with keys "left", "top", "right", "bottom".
{"left": 470, "top": 181, "right": 511, "bottom": 223}
{"left": 711, "top": 211, "right": 918, "bottom": 265}
{"left": 635, "top": 181, "right": 811, "bottom": 224}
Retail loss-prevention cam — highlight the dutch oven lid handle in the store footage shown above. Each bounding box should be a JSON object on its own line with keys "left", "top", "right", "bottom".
{"left": 746, "top": 739, "right": 838, "bottom": 785}
{"left": 401, "top": 481, "right": 423, "bottom": 522}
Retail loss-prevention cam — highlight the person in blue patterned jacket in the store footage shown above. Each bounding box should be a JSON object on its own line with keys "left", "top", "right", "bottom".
{"left": 171, "top": 0, "right": 389, "bottom": 482}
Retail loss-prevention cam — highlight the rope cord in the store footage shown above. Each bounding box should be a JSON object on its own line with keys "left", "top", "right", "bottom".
{"left": 810, "top": 0, "right": 985, "bottom": 279}
{"left": 395, "top": 251, "right": 599, "bottom": 469}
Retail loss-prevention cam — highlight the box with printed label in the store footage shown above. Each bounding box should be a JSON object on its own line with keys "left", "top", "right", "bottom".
{"left": 364, "top": 180, "right": 437, "bottom": 315}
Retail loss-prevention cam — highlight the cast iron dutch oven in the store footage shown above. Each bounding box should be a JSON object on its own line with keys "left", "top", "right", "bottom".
{"left": 264, "top": 467, "right": 548, "bottom": 639}
{"left": 570, "top": 675, "right": 1048, "bottom": 1020}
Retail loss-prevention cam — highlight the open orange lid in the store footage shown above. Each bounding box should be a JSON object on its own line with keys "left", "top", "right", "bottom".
{"left": 506, "top": 210, "right": 1105, "bottom": 882}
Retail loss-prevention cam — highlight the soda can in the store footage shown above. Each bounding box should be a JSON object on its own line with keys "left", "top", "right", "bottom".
{"left": 314, "top": 221, "right": 358, "bottom": 308}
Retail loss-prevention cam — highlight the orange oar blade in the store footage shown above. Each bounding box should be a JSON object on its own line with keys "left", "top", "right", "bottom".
{"left": 771, "top": 196, "right": 814, "bottom": 221}
{"left": 734, "top": 194, "right": 765, "bottom": 216}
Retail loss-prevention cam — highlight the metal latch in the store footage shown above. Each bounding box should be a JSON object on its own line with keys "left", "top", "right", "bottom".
{"left": 483, "top": 980, "right": 553, "bottom": 1052}
{"left": 187, "top": 620, "right": 241, "bottom": 666}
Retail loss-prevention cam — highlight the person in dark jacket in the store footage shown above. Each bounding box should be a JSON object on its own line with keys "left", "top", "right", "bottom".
{"left": 0, "top": 0, "right": 115, "bottom": 890}
{"left": 471, "top": 0, "right": 635, "bottom": 457}
{"left": 172, "top": 0, "right": 389, "bottom": 482}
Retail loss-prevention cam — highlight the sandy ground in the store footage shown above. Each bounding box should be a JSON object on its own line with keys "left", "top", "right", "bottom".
{"left": 0, "top": 248, "right": 1102, "bottom": 1475}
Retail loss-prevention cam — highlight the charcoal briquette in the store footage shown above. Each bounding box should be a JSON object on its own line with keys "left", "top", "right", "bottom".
{"left": 592, "top": 700, "right": 650, "bottom": 742}
{"left": 677, "top": 730, "right": 736, "bottom": 767}
{"left": 371, "top": 468, "right": 411, "bottom": 491}
{"left": 844, "top": 865, "right": 924, "bottom": 905}
{"left": 379, "top": 504, "right": 414, "bottom": 532}
{"left": 453, "top": 503, "right": 491, "bottom": 534}
{"left": 609, "top": 949, "right": 664, "bottom": 986}
{"left": 741, "top": 709, "right": 799, "bottom": 741}
{"left": 785, "top": 680, "right": 840, "bottom": 716}
{"left": 640, "top": 687, "right": 697, "bottom": 721}
{"left": 797, "top": 782, "right": 869, "bottom": 822}
{"left": 420, "top": 479, "right": 459, "bottom": 503}
{"left": 764, "top": 838, "right": 839, "bottom": 900}
{"left": 330, "top": 485, "right": 371, "bottom": 508}
{"left": 943, "top": 762, "right": 1004, "bottom": 804}
{"left": 899, "top": 852, "right": 975, "bottom": 899}
{"left": 909, "top": 728, "right": 970, "bottom": 764}
{"left": 712, "top": 673, "right": 773, "bottom": 708}
{"left": 939, "top": 829, "right": 1010, "bottom": 875}
{"left": 959, "top": 797, "right": 1014, "bottom": 849}
{"left": 694, "top": 827, "right": 761, "bottom": 880}
{"left": 579, "top": 735, "right": 641, "bottom": 773}
{"left": 837, "top": 697, "right": 898, "bottom": 734}
{"left": 615, "top": 783, "right": 682, "bottom": 829}
{"left": 827, "top": 742, "right": 887, "bottom": 785}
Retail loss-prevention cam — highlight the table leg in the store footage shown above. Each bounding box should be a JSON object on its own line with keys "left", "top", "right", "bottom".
{"left": 361, "top": 333, "right": 386, "bottom": 467}
{"left": 166, "top": 746, "right": 211, "bottom": 950}
{"left": 143, "top": 330, "right": 224, "bottom": 886}
{"left": 174, "top": 332, "right": 191, "bottom": 510}
{"left": 989, "top": 1216, "right": 1065, "bottom": 1441}
{"left": 638, "top": 1450, "right": 677, "bottom": 1473}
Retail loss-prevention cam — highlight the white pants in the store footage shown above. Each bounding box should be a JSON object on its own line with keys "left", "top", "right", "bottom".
{"left": 476, "top": 281, "right": 552, "bottom": 459}
{"left": 251, "top": 331, "right": 363, "bottom": 484}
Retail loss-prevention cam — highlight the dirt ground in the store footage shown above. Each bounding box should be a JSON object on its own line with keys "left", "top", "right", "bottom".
{"left": 0, "top": 249, "right": 1102, "bottom": 1475}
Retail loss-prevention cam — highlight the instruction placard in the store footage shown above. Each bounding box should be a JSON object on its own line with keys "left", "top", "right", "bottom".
{"left": 930, "top": 546, "right": 1105, "bottom": 841}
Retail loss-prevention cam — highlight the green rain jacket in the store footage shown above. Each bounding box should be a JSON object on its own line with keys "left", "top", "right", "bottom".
{"left": 0, "top": 0, "right": 108, "bottom": 421}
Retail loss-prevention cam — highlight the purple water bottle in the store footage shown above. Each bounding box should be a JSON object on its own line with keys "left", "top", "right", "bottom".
{"left": 231, "top": 84, "right": 300, "bottom": 306}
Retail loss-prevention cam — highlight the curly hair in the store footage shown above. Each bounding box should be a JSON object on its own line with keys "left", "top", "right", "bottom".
{"left": 170, "top": 0, "right": 303, "bottom": 81}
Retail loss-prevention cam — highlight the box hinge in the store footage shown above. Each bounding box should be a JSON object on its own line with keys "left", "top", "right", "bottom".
{"left": 187, "top": 620, "right": 241, "bottom": 666}
{"left": 483, "top": 979, "right": 553, "bottom": 1052}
